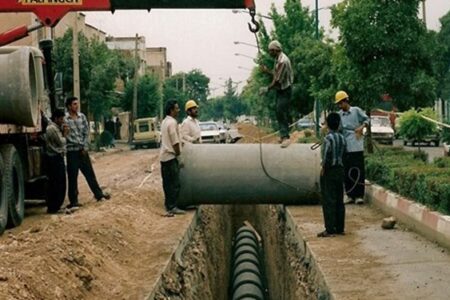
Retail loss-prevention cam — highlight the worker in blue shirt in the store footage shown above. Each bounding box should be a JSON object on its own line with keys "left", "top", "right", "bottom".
{"left": 318, "top": 112, "right": 346, "bottom": 237}
{"left": 335, "top": 91, "right": 370, "bottom": 205}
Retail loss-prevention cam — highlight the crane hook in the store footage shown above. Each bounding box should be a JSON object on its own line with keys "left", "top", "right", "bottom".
{"left": 248, "top": 9, "right": 260, "bottom": 33}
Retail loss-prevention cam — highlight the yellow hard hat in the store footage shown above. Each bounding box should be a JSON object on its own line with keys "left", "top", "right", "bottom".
{"left": 185, "top": 100, "right": 198, "bottom": 111}
{"left": 335, "top": 90, "right": 349, "bottom": 104}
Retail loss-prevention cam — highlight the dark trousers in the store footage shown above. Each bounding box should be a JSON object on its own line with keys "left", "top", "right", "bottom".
{"left": 344, "top": 151, "right": 365, "bottom": 199}
{"left": 320, "top": 166, "right": 345, "bottom": 233}
{"left": 67, "top": 150, "right": 103, "bottom": 205}
{"left": 275, "top": 87, "right": 292, "bottom": 139}
{"left": 46, "top": 154, "right": 66, "bottom": 213}
{"left": 161, "top": 158, "right": 180, "bottom": 211}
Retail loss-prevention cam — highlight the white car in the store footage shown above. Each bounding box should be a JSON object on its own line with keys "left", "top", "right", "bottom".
{"left": 370, "top": 116, "right": 394, "bottom": 145}
{"left": 199, "top": 122, "right": 221, "bottom": 143}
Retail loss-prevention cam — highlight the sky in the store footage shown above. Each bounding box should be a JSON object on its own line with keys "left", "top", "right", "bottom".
{"left": 85, "top": 0, "right": 450, "bottom": 97}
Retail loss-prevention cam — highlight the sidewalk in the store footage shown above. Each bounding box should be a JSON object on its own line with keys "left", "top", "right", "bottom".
{"left": 287, "top": 204, "right": 450, "bottom": 299}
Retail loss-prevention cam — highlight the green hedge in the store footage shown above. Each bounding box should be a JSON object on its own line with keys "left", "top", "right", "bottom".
{"left": 366, "top": 149, "right": 450, "bottom": 214}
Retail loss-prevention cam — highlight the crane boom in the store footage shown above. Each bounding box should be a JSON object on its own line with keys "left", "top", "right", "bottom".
{"left": 0, "top": 0, "right": 256, "bottom": 26}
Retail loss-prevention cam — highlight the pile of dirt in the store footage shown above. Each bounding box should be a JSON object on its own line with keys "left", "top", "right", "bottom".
{"left": 0, "top": 149, "right": 194, "bottom": 300}
{"left": 237, "top": 123, "right": 306, "bottom": 144}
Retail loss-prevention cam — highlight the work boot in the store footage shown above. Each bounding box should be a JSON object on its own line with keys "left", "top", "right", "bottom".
{"left": 170, "top": 207, "right": 186, "bottom": 215}
{"left": 355, "top": 197, "right": 365, "bottom": 205}
{"left": 343, "top": 195, "right": 355, "bottom": 204}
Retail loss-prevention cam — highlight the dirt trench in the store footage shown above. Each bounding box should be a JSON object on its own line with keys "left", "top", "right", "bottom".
{"left": 153, "top": 205, "right": 322, "bottom": 300}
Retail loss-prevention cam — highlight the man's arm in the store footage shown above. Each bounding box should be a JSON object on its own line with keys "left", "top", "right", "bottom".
{"left": 268, "top": 60, "right": 286, "bottom": 90}
{"left": 355, "top": 108, "right": 370, "bottom": 137}
{"left": 180, "top": 122, "right": 195, "bottom": 144}
{"left": 173, "top": 143, "right": 181, "bottom": 156}
{"left": 81, "top": 114, "right": 90, "bottom": 150}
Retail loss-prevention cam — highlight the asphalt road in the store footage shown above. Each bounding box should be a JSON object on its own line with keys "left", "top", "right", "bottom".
{"left": 392, "top": 139, "right": 445, "bottom": 163}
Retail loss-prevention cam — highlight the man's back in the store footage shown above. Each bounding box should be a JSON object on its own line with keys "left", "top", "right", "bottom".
{"left": 160, "top": 116, "right": 180, "bottom": 162}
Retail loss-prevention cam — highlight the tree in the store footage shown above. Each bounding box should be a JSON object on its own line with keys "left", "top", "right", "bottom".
{"left": 53, "top": 30, "right": 134, "bottom": 121}
{"left": 241, "top": 0, "right": 335, "bottom": 128}
{"left": 163, "top": 70, "right": 210, "bottom": 119}
{"left": 122, "top": 74, "right": 162, "bottom": 119}
{"left": 331, "top": 0, "right": 437, "bottom": 111}
{"left": 202, "top": 79, "right": 248, "bottom": 121}
{"left": 435, "top": 11, "right": 450, "bottom": 102}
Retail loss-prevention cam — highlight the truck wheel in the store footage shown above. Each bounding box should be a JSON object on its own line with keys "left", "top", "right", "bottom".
{"left": 0, "top": 155, "right": 7, "bottom": 234}
{"left": 0, "top": 145, "right": 25, "bottom": 228}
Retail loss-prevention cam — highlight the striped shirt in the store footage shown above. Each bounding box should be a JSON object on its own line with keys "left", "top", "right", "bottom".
{"left": 339, "top": 106, "right": 369, "bottom": 153}
{"left": 44, "top": 122, "right": 66, "bottom": 156}
{"left": 273, "top": 52, "right": 294, "bottom": 90}
{"left": 64, "top": 112, "right": 89, "bottom": 152}
{"left": 321, "top": 131, "right": 346, "bottom": 168}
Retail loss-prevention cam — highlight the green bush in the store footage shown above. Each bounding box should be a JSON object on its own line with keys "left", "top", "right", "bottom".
{"left": 366, "top": 148, "right": 450, "bottom": 214}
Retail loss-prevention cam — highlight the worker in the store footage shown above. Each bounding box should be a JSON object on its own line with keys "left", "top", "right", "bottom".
{"left": 160, "top": 100, "right": 185, "bottom": 216}
{"left": 335, "top": 91, "right": 369, "bottom": 205}
{"left": 259, "top": 40, "right": 294, "bottom": 148}
{"left": 44, "top": 109, "right": 68, "bottom": 214}
{"left": 318, "top": 112, "right": 346, "bottom": 237}
{"left": 181, "top": 100, "right": 202, "bottom": 144}
{"left": 64, "top": 97, "right": 110, "bottom": 209}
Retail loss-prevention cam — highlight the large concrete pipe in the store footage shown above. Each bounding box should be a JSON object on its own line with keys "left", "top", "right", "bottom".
{"left": 178, "top": 144, "right": 320, "bottom": 206}
{"left": 0, "top": 47, "right": 41, "bottom": 127}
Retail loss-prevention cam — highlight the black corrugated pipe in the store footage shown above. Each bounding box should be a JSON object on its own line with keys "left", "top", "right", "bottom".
{"left": 230, "top": 225, "right": 267, "bottom": 300}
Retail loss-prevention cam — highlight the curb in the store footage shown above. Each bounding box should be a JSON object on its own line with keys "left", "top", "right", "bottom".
{"left": 366, "top": 182, "right": 450, "bottom": 250}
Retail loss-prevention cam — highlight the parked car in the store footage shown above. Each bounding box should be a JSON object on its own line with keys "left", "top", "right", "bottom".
{"left": 132, "top": 117, "right": 160, "bottom": 149}
{"left": 370, "top": 116, "right": 394, "bottom": 145}
{"left": 403, "top": 131, "right": 441, "bottom": 147}
{"left": 199, "top": 122, "right": 221, "bottom": 143}
{"left": 216, "top": 122, "right": 228, "bottom": 143}
{"left": 296, "top": 117, "right": 315, "bottom": 130}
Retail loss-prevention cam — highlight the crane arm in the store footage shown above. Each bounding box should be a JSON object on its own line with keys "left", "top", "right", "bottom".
{"left": 0, "top": 0, "right": 256, "bottom": 27}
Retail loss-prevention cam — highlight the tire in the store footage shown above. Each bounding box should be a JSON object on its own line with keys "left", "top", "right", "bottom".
{"left": 0, "top": 145, "right": 25, "bottom": 228}
{"left": 0, "top": 155, "right": 7, "bottom": 234}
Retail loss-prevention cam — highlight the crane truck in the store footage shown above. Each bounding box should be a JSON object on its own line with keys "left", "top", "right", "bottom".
{"left": 0, "top": 0, "right": 258, "bottom": 234}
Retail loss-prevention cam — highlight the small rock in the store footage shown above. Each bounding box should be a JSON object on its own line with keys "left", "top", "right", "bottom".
{"left": 381, "top": 216, "right": 396, "bottom": 230}
{"left": 0, "top": 275, "right": 8, "bottom": 282}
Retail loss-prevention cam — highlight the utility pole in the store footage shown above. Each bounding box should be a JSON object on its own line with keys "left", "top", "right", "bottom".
{"left": 182, "top": 72, "right": 186, "bottom": 93}
{"left": 72, "top": 13, "right": 80, "bottom": 101}
{"left": 422, "top": 0, "right": 427, "bottom": 27}
{"left": 129, "top": 33, "right": 140, "bottom": 144}
{"left": 314, "top": 0, "right": 321, "bottom": 138}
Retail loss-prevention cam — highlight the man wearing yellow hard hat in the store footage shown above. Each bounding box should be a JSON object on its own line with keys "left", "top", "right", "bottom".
{"left": 181, "top": 100, "right": 202, "bottom": 144}
{"left": 335, "top": 91, "right": 369, "bottom": 205}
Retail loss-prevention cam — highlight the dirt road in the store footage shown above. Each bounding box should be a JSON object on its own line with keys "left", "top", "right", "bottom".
{"left": 0, "top": 149, "right": 193, "bottom": 300}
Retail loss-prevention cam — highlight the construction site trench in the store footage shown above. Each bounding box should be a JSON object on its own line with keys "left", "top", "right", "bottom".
{"left": 152, "top": 204, "right": 321, "bottom": 300}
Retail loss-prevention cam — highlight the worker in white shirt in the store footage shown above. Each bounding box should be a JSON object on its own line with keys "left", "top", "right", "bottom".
{"left": 181, "top": 100, "right": 202, "bottom": 144}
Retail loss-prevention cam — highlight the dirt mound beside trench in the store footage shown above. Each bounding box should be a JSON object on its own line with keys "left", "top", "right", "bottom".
{"left": 237, "top": 123, "right": 306, "bottom": 144}
{"left": 0, "top": 150, "right": 193, "bottom": 300}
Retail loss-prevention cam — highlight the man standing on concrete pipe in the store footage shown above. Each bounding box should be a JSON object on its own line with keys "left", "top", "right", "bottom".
{"left": 335, "top": 91, "right": 369, "bottom": 205}
{"left": 259, "top": 40, "right": 294, "bottom": 148}
{"left": 181, "top": 100, "right": 202, "bottom": 144}
{"left": 160, "top": 100, "right": 185, "bottom": 216}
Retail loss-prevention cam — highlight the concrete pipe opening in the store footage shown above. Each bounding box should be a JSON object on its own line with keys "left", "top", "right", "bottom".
{"left": 0, "top": 47, "right": 39, "bottom": 127}
{"left": 178, "top": 144, "right": 321, "bottom": 206}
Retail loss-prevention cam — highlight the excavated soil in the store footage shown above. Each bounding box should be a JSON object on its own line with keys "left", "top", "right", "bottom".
{"left": 0, "top": 148, "right": 194, "bottom": 300}
{"left": 0, "top": 125, "right": 318, "bottom": 300}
